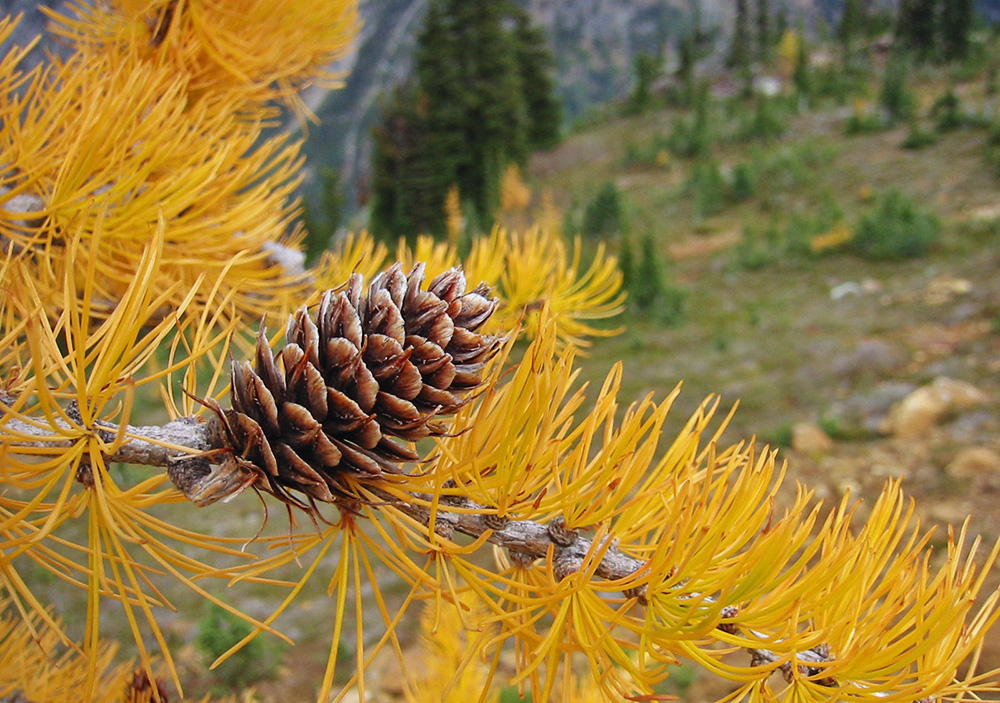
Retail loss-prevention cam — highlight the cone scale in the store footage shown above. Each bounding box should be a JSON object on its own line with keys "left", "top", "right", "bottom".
{"left": 205, "top": 263, "right": 500, "bottom": 511}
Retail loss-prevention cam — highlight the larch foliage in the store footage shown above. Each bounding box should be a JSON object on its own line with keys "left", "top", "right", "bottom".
{"left": 1, "top": 4, "right": 1000, "bottom": 703}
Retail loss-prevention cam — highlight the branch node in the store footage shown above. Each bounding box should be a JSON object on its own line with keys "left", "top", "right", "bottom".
{"left": 75, "top": 462, "right": 94, "bottom": 488}
{"left": 547, "top": 516, "right": 577, "bottom": 547}
{"left": 167, "top": 455, "right": 254, "bottom": 507}
{"left": 718, "top": 605, "right": 740, "bottom": 634}
{"left": 66, "top": 400, "right": 82, "bottom": 425}
{"left": 507, "top": 550, "right": 536, "bottom": 569}
{"left": 623, "top": 584, "right": 648, "bottom": 606}
{"left": 804, "top": 643, "right": 836, "bottom": 686}
{"left": 433, "top": 518, "right": 454, "bottom": 540}
{"left": 553, "top": 554, "right": 580, "bottom": 581}
{"left": 483, "top": 512, "right": 508, "bottom": 531}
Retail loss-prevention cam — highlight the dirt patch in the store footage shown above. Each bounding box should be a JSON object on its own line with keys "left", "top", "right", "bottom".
{"left": 668, "top": 228, "right": 742, "bottom": 259}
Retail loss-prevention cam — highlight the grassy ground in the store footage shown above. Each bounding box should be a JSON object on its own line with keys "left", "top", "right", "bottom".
{"left": 515, "top": 59, "right": 1000, "bottom": 702}
{"left": 531, "top": 62, "right": 1000, "bottom": 445}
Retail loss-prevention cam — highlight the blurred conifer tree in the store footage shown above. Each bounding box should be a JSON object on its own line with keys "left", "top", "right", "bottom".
{"left": 370, "top": 0, "right": 560, "bottom": 240}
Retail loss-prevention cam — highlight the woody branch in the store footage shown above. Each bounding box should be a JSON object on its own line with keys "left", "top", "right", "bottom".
{"left": 1, "top": 406, "right": 878, "bottom": 696}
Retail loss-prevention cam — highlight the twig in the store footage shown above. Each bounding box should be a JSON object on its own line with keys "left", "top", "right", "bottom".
{"left": 0, "top": 411, "right": 934, "bottom": 701}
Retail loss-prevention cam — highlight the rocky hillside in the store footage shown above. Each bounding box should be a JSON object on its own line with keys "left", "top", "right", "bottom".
{"left": 300, "top": 0, "right": 714, "bottom": 206}
{"left": 299, "top": 0, "right": 1000, "bottom": 208}
{"left": 4, "top": 0, "right": 1000, "bottom": 206}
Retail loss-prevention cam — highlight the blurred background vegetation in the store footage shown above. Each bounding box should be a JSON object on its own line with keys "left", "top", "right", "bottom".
{"left": 303, "top": 1, "right": 1000, "bottom": 696}
{"left": 4, "top": 0, "right": 1000, "bottom": 700}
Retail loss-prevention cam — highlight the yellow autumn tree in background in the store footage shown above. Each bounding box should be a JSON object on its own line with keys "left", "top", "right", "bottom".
{"left": 1, "top": 3, "right": 1000, "bottom": 703}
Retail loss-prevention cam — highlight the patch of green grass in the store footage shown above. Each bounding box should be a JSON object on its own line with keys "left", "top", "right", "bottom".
{"left": 766, "top": 422, "right": 795, "bottom": 448}
{"left": 196, "top": 602, "right": 286, "bottom": 694}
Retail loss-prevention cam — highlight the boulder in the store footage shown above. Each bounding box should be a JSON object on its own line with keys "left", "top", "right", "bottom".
{"left": 946, "top": 447, "right": 1000, "bottom": 480}
{"left": 791, "top": 422, "right": 834, "bottom": 454}
{"left": 880, "top": 377, "right": 988, "bottom": 437}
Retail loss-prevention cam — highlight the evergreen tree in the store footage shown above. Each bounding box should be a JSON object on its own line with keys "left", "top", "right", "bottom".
{"left": 838, "top": 0, "right": 867, "bottom": 55}
{"left": 414, "top": 1, "right": 465, "bottom": 177}
{"left": 582, "top": 182, "right": 625, "bottom": 238}
{"left": 509, "top": 4, "right": 562, "bottom": 150}
{"left": 941, "top": 0, "right": 974, "bottom": 61}
{"left": 633, "top": 234, "right": 666, "bottom": 310}
{"left": 629, "top": 52, "right": 663, "bottom": 113}
{"left": 301, "top": 166, "right": 344, "bottom": 263}
{"left": 880, "top": 51, "right": 916, "bottom": 124}
{"left": 369, "top": 82, "right": 444, "bottom": 241}
{"left": 677, "top": 32, "right": 696, "bottom": 91}
{"left": 792, "top": 34, "right": 812, "bottom": 97}
{"left": 897, "top": 0, "right": 939, "bottom": 59}
{"left": 774, "top": 6, "right": 789, "bottom": 45}
{"left": 370, "top": 0, "right": 559, "bottom": 238}
{"left": 755, "top": 0, "right": 772, "bottom": 62}
{"left": 729, "top": 0, "right": 752, "bottom": 71}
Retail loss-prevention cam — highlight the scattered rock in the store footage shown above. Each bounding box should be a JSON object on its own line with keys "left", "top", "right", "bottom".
{"left": 924, "top": 276, "right": 973, "bottom": 306}
{"left": 949, "top": 410, "right": 998, "bottom": 443}
{"left": 934, "top": 377, "right": 991, "bottom": 410}
{"left": 927, "top": 500, "right": 973, "bottom": 526}
{"left": 791, "top": 422, "right": 834, "bottom": 454}
{"left": 880, "top": 377, "right": 989, "bottom": 437}
{"left": 372, "top": 647, "right": 406, "bottom": 697}
{"left": 831, "top": 338, "right": 906, "bottom": 379}
{"left": 830, "top": 281, "right": 863, "bottom": 300}
{"left": 948, "top": 301, "right": 983, "bottom": 324}
{"left": 828, "top": 278, "right": 883, "bottom": 301}
{"left": 824, "top": 381, "right": 917, "bottom": 436}
{"left": 946, "top": 447, "right": 1000, "bottom": 480}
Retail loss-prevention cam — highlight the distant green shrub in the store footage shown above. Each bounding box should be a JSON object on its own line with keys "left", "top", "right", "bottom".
{"left": 196, "top": 602, "right": 284, "bottom": 693}
{"left": 627, "top": 52, "right": 664, "bottom": 114}
{"left": 812, "top": 63, "right": 867, "bottom": 103}
{"left": 845, "top": 109, "right": 886, "bottom": 135}
{"left": 900, "top": 123, "right": 938, "bottom": 149}
{"left": 686, "top": 159, "right": 728, "bottom": 217}
{"left": 623, "top": 133, "right": 672, "bottom": 168}
{"left": 731, "top": 198, "right": 845, "bottom": 270}
{"left": 582, "top": 182, "right": 625, "bottom": 237}
{"left": 668, "top": 82, "right": 714, "bottom": 158}
{"left": 729, "top": 162, "right": 755, "bottom": 201}
{"left": 930, "top": 89, "right": 965, "bottom": 132}
{"left": 852, "top": 189, "right": 939, "bottom": 260}
{"left": 654, "top": 284, "right": 688, "bottom": 327}
{"left": 500, "top": 687, "right": 534, "bottom": 703}
{"left": 735, "top": 97, "right": 788, "bottom": 142}
{"left": 880, "top": 53, "right": 916, "bottom": 124}
{"left": 748, "top": 140, "right": 833, "bottom": 197}
{"left": 625, "top": 234, "right": 686, "bottom": 326}
{"left": 731, "top": 224, "right": 782, "bottom": 271}
{"left": 767, "top": 422, "right": 795, "bottom": 448}
{"left": 630, "top": 234, "right": 664, "bottom": 309}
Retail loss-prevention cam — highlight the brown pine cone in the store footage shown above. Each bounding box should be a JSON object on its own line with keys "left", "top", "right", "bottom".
{"left": 202, "top": 263, "right": 500, "bottom": 511}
